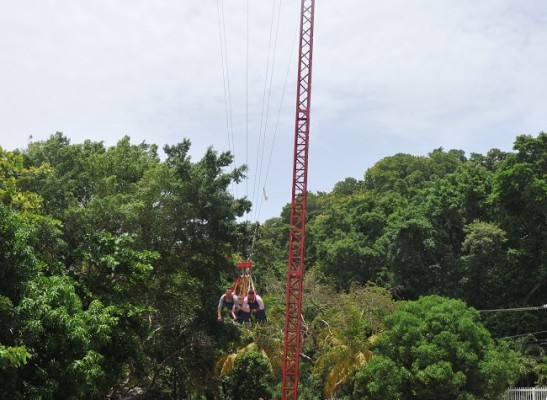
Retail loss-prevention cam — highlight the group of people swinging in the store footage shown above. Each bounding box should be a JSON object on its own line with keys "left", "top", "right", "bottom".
{"left": 217, "top": 287, "right": 267, "bottom": 325}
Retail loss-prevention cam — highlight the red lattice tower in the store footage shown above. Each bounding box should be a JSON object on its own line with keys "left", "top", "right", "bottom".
{"left": 281, "top": 0, "right": 316, "bottom": 399}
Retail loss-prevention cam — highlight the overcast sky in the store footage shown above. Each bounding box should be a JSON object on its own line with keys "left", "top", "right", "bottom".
{"left": 1, "top": 1, "right": 546, "bottom": 222}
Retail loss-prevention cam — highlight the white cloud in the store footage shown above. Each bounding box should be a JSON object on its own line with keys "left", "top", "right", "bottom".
{"left": 0, "top": 0, "right": 545, "bottom": 220}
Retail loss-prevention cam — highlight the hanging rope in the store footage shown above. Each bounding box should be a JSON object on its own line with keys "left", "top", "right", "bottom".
{"left": 256, "top": 9, "right": 301, "bottom": 220}
{"left": 251, "top": 0, "right": 282, "bottom": 223}
{"left": 245, "top": 0, "right": 250, "bottom": 200}
{"left": 232, "top": 260, "right": 258, "bottom": 296}
{"left": 214, "top": 0, "right": 301, "bottom": 305}
{"left": 216, "top": 0, "right": 238, "bottom": 199}
{"left": 216, "top": 0, "right": 299, "bottom": 224}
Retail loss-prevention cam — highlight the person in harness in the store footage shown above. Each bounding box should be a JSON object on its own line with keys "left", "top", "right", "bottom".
{"left": 217, "top": 287, "right": 237, "bottom": 321}
{"left": 245, "top": 290, "right": 267, "bottom": 323}
{"left": 233, "top": 294, "right": 251, "bottom": 325}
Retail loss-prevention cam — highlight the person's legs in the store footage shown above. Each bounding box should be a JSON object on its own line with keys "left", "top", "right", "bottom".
{"left": 255, "top": 309, "right": 267, "bottom": 323}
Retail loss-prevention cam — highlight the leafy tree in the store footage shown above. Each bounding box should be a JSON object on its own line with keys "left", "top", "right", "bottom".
{"left": 18, "top": 134, "right": 252, "bottom": 397}
{"left": 363, "top": 149, "right": 465, "bottom": 197}
{"left": 21, "top": 133, "right": 108, "bottom": 215}
{"left": 307, "top": 192, "right": 387, "bottom": 289}
{"left": 354, "top": 295, "right": 519, "bottom": 400}
{"left": 505, "top": 335, "right": 546, "bottom": 387}
{"left": 469, "top": 148, "right": 508, "bottom": 172}
{"left": 222, "top": 350, "right": 274, "bottom": 400}
{"left": 0, "top": 148, "right": 57, "bottom": 393}
{"left": 380, "top": 207, "right": 443, "bottom": 298}
{"left": 300, "top": 271, "right": 395, "bottom": 398}
{"left": 311, "top": 301, "right": 375, "bottom": 397}
{"left": 457, "top": 221, "right": 509, "bottom": 307}
{"left": 332, "top": 177, "right": 363, "bottom": 196}
{"left": 364, "top": 153, "right": 424, "bottom": 195}
{"left": 0, "top": 167, "right": 118, "bottom": 399}
{"left": 3, "top": 130, "right": 542, "bottom": 398}
{"left": 13, "top": 275, "right": 118, "bottom": 399}
{"left": 491, "top": 133, "right": 546, "bottom": 305}
{"left": 252, "top": 217, "right": 290, "bottom": 288}
{"left": 139, "top": 141, "right": 251, "bottom": 396}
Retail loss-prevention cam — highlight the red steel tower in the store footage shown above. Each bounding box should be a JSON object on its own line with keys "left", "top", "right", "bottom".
{"left": 281, "top": 0, "right": 316, "bottom": 398}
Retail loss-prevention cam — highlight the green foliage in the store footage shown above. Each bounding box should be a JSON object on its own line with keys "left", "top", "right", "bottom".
{"left": 11, "top": 134, "right": 251, "bottom": 397}
{"left": 1, "top": 131, "right": 543, "bottom": 398}
{"left": 301, "top": 272, "right": 395, "bottom": 398}
{"left": 72, "top": 231, "right": 157, "bottom": 301}
{"left": 0, "top": 344, "right": 31, "bottom": 369}
{"left": 364, "top": 149, "right": 465, "bottom": 196}
{"left": 308, "top": 191, "right": 387, "bottom": 289}
{"left": 13, "top": 274, "right": 118, "bottom": 398}
{"left": 288, "top": 133, "right": 546, "bottom": 342}
{"left": 0, "top": 204, "right": 41, "bottom": 302}
{"left": 490, "top": 133, "right": 546, "bottom": 304}
{"left": 504, "top": 335, "right": 546, "bottom": 387}
{"left": 0, "top": 147, "right": 52, "bottom": 212}
{"left": 222, "top": 350, "right": 274, "bottom": 400}
{"left": 457, "top": 221, "right": 508, "bottom": 306}
{"left": 381, "top": 208, "right": 441, "bottom": 298}
{"left": 354, "top": 296, "right": 520, "bottom": 400}
{"left": 354, "top": 355, "right": 409, "bottom": 400}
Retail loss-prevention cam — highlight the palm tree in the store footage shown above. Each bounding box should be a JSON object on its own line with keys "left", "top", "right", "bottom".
{"left": 214, "top": 323, "right": 283, "bottom": 379}
{"left": 313, "top": 320, "right": 377, "bottom": 398}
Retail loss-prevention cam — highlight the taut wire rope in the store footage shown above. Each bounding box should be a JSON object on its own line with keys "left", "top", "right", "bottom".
{"left": 255, "top": 9, "right": 300, "bottom": 220}
{"left": 246, "top": 0, "right": 250, "bottom": 200}
{"left": 215, "top": 0, "right": 298, "bottom": 244}
{"left": 250, "top": 0, "right": 279, "bottom": 223}
{"left": 216, "top": 0, "right": 237, "bottom": 198}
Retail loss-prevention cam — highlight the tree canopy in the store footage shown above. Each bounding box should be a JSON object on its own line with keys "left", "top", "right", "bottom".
{"left": 353, "top": 295, "right": 519, "bottom": 400}
{"left": 0, "top": 131, "right": 545, "bottom": 398}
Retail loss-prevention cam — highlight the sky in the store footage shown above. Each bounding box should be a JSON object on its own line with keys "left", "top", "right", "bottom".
{"left": 1, "top": 0, "right": 546, "bottom": 222}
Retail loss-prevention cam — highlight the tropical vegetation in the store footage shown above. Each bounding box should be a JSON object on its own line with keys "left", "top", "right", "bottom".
{"left": 0, "top": 131, "right": 545, "bottom": 399}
